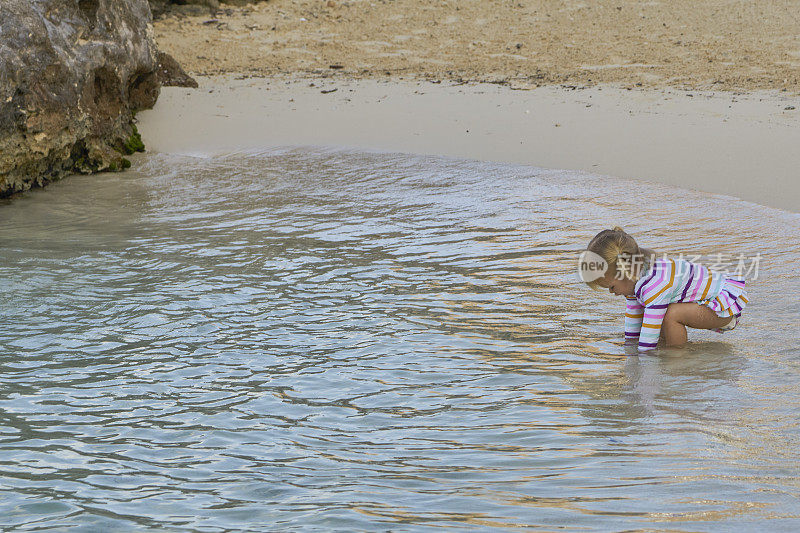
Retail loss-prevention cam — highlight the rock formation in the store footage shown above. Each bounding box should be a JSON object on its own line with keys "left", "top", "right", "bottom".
{"left": 150, "top": 0, "right": 269, "bottom": 18}
{"left": 0, "top": 0, "right": 160, "bottom": 198}
{"left": 157, "top": 51, "right": 199, "bottom": 88}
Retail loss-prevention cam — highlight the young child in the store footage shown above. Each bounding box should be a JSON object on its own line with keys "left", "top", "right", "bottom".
{"left": 582, "top": 227, "right": 748, "bottom": 351}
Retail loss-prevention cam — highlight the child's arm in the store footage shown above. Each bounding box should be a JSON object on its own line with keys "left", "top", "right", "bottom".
{"left": 636, "top": 258, "right": 676, "bottom": 351}
{"left": 624, "top": 298, "right": 644, "bottom": 343}
{"left": 638, "top": 304, "right": 668, "bottom": 351}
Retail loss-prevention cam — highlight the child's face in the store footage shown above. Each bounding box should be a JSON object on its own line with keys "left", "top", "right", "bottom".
{"left": 596, "top": 269, "right": 636, "bottom": 298}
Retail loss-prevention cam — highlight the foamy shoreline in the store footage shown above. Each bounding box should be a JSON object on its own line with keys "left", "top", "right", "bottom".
{"left": 137, "top": 75, "right": 800, "bottom": 213}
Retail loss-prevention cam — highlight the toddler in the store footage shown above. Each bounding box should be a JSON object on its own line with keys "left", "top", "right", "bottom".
{"left": 581, "top": 227, "right": 748, "bottom": 351}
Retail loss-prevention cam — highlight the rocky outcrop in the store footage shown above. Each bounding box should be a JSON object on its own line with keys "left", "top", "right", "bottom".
{"left": 157, "top": 51, "right": 199, "bottom": 88}
{"left": 0, "top": 0, "right": 160, "bottom": 198}
{"left": 150, "top": 0, "right": 269, "bottom": 18}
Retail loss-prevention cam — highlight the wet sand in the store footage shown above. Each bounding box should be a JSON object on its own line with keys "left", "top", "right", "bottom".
{"left": 137, "top": 75, "right": 800, "bottom": 213}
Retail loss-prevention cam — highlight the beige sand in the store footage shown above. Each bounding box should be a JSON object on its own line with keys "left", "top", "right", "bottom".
{"left": 137, "top": 75, "right": 800, "bottom": 212}
{"left": 153, "top": 0, "right": 800, "bottom": 92}
{"left": 145, "top": 1, "right": 800, "bottom": 212}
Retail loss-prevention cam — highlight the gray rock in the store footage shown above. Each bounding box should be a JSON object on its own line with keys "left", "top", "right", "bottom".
{"left": 157, "top": 51, "right": 199, "bottom": 88}
{"left": 220, "top": 0, "right": 263, "bottom": 6}
{"left": 0, "top": 0, "right": 160, "bottom": 198}
{"left": 150, "top": 0, "right": 269, "bottom": 18}
{"left": 150, "top": 0, "right": 218, "bottom": 18}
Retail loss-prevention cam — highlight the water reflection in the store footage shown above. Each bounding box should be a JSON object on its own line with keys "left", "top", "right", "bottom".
{"left": 0, "top": 148, "right": 798, "bottom": 530}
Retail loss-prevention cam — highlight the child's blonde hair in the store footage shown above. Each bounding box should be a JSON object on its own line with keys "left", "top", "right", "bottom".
{"left": 585, "top": 227, "right": 646, "bottom": 289}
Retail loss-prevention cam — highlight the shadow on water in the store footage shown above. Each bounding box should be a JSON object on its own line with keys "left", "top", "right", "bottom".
{"left": 0, "top": 148, "right": 799, "bottom": 530}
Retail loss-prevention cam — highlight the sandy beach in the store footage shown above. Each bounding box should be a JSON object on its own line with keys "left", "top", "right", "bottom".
{"left": 5, "top": 2, "right": 800, "bottom": 528}
{"left": 142, "top": 1, "right": 800, "bottom": 212}
{"left": 154, "top": 0, "right": 800, "bottom": 92}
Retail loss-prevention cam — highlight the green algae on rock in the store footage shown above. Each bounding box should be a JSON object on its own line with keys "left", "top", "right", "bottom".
{"left": 121, "top": 124, "right": 146, "bottom": 155}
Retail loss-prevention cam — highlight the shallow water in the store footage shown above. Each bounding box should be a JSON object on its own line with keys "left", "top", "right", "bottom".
{"left": 1, "top": 148, "right": 799, "bottom": 531}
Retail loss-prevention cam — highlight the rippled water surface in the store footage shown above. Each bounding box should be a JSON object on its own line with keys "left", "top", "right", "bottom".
{"left": 1, "top": 148, "right": 800, "bottom": 531}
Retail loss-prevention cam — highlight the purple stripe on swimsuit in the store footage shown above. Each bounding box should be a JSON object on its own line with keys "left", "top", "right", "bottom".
{"left": 680, "top": 264, "right": 695, "bottom": 300}
{"left": 635, "top": 262, "right": 660, "bottom": 300}
{"left": 688, "top": 266, "right": 706, "bottom": 301}
{"left": 719, "top": 290, "right": 733, "bottom": 308}
{"left": 641, "top": 263, "right": 668, "bottom": 301}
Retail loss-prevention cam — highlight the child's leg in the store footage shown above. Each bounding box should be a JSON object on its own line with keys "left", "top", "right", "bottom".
{"left": 661, "top": 303, "right": 734, "bottom": 347}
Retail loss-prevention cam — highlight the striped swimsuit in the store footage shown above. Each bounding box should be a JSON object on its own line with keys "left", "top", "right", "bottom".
{"left": 624, "top": 257, "right": 748, "bottom": 351}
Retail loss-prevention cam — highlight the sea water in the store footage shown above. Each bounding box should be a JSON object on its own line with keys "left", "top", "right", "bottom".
{"left": 0, "top": 148, "right": 799, "bottom": 531}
